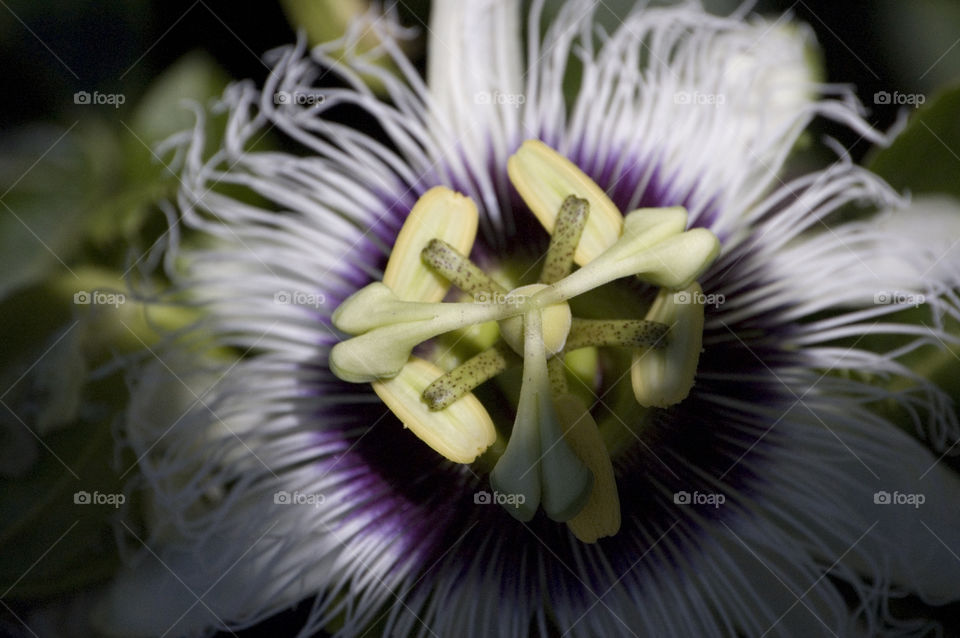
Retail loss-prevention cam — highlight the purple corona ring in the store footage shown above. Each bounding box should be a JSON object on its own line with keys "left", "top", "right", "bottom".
{"left": 96, "top": 2, "right": 960, "bottom": 637}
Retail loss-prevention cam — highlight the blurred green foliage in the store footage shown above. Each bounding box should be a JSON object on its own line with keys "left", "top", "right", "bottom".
{"left": 869, "top": 83, "right": 960, "bottom": 200}
{"left": 0, "top": 52, "right": 227, "bottom": 601}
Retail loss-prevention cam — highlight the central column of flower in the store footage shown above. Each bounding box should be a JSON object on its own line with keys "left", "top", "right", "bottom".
{"left": 328, "top": 140, "right": 720, "bottom": 542}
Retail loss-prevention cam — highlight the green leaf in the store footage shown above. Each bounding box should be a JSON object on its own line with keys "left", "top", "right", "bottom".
{"left": 0, "top": 125, "right": 108, "bottom": 301}
{"left": 865, "top": 93, "right": 960, "bottom": 438}
{"left": 0, "top": 410, "right": 127, "bottom": 600}
{"left": 281, "top": 0, "right": 373, "bottom": 45}
{"left": 280, "top": 0, "right": 408, "bottom": 94}
{"left": 129, "top": 51, "right": 228, "bottom": 146}
{"left": 867, "top": 83, "right": 960, "bottom": 199}
{"left": 81, "top": 52, "right": 230, "bottom": 248}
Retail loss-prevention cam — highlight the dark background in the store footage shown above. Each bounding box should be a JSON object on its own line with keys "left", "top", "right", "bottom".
{"left": 2, "top": 0, "right": 960, "bottom": 158}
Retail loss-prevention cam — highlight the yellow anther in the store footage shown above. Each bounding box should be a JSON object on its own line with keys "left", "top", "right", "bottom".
{"left": 556, "top": 394, "right": 621, "bottom": 543}
{"left": 383, "top": 186, "right": 478, "bottom": 302}
{"left": 372, "top": 357, "right": 496, "bottom": 463}
{"left": 631, "top": 283, "right": 706, "bottom": 408}
{"left": 507, "top": 140, "right": 623, "bottom": 265}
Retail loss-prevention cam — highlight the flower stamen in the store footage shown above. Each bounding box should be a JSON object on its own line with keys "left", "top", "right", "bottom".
{"left": 556, "top": 393, "right": 621, "bottom": 543}
{"left": 498, "top": 283, "right": 572, "bottom": 357}
{"left": 540, "top": 195, "right": 589, "bottom": 284}
{"left": 382, "top": 186, "right": 479, "bottom": 302}
{"left": 420, "top": 238, "right": 507, "bottom": 299}
{"left": 564, "top": 318, "right": 669, "bottom": 351}
{"left": 328, "top": 141, "right": 721, "bottom": 538}
{"left": 423, "top": 341, "right": 519, "bottom": 411}
{"left": 372, "top": 357, "right": 497, "bottom": 464}
{"left": 631, "top": 283, "right": 706, "bottom": 408}
{"left": 490, "top": 308, "right": 594, "bottom": 522}
{"left": 507, "top": 139, "right": 623, "bottom": 264}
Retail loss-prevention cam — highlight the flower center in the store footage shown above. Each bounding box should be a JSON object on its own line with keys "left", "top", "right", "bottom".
{"left": 328, "top": 140, "right": 720, "bottom": 542}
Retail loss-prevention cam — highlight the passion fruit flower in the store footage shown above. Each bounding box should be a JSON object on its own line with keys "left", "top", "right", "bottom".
{"left": 97, "top": 1, "right": 960, "bottom": 636}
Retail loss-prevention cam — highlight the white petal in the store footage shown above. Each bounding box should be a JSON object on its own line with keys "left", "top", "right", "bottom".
{"left": 862, "top": 195, "right": 960, "bottom": 295}
{"left": 765, "top": 194, "right": 960, "bottom": 313}
{"left": 427, "top": 0, "right": 524, "bottom": 155}
{"left": 97, "top": 355, "right": 390, "bottom": 636}
{"left": 425, "top": 0, "right": 525, "bottom": 238}
{"left": 709, "top": 533, "right": 858, "bottom": 637}
{"left": 93, "top": 556, "right": 213, "bottom": 637}
{"left": 775, "top": 401, "right": 960, "bottom": 603}
{"left": 521, "top": 2, "right": 888, "bottom": 236}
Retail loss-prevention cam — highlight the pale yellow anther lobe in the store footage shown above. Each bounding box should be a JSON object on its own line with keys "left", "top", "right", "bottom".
{"left": 507, "top": 140, "right": 623, "bottom": 265}
{"left": 557, "top": 394, "right": 621, "bottom": 543}
{"left": 372, "top": 357, "right": 496, "bottom": 463}
{"left": 383, "top": 186, "right": 478, "bottom": 302}
{"left": 631, "top": 283, "right": 706, "bottom": 408}
{"left": 338, "top": 186, "right": 496, "bottom": 465}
